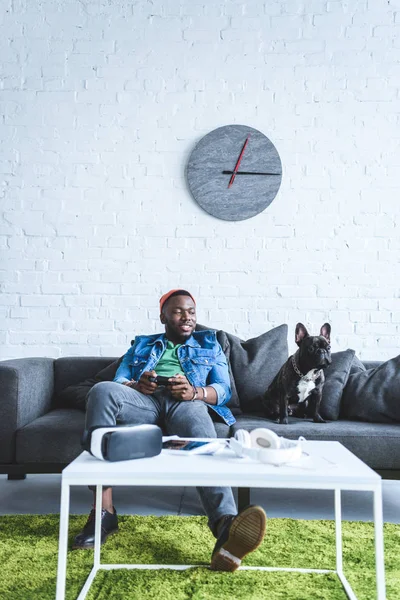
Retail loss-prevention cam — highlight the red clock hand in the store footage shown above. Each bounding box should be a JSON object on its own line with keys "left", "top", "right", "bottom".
{"left": 228, "top": 134, "right": 250, "bottom": 188}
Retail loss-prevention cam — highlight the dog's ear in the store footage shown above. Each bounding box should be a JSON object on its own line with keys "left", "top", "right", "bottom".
{"left": 295, "top": 323, "right": 309, "bottom": 346}
{"left": 320, "top": 323, "right": 331, "bottom": 343}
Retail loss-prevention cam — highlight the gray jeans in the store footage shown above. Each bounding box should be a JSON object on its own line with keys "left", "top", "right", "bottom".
{"left": 84, "top": 381, "right": 237, "bottom": 535}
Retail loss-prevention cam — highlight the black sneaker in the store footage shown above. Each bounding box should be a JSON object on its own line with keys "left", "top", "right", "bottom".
{"left": 72, "top": 507, "right": 119, "bottom": 549}
{"left": 210, "top": 505, "right": 266, "bottom": 572}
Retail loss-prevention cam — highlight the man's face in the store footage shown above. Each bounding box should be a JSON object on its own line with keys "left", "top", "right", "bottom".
{"left": 160, "top": 295, "right": 196, "bottom": 344}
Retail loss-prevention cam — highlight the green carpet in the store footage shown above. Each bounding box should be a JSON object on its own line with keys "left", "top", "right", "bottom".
{"left": 0, "top": 515, "right": 399, "bottom": 599}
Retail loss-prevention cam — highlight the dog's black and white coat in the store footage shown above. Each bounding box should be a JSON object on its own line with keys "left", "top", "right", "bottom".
{"left": 262, "top": 323, "right": 332, "bottom": 424}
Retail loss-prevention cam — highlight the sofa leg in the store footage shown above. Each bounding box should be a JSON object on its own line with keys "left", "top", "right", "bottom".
{"left": 7, "top": 474, "right": 26, "bottom": 481}
{"left": 238, "top": 487, "right": 251, "bottom": 511}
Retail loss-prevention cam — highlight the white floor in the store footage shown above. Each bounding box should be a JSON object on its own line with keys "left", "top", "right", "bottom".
{"left": 1, "top": 473, "right": 400, "bottom": 523}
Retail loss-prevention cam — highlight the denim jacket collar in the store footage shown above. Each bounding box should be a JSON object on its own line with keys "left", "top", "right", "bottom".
{"left": 146, "top": 332, "right": 201, "bottom": 349}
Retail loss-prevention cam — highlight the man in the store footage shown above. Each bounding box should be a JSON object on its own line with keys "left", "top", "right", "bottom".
{"left": 73, "top": 289, "right": 266, "bottom": 572}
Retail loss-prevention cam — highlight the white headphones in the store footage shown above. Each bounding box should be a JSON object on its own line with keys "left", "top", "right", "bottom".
{"left": 230, "top": 428, "right": 304, "bottom": 466}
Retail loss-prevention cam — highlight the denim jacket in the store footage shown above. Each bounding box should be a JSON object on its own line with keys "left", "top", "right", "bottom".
{"left": 114, "top": 330, "right": 235, "bottom": 426}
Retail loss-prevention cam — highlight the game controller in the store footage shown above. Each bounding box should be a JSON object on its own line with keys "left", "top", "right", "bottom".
{"left": 148, "top": 375, "right": 172, "bottom": 386}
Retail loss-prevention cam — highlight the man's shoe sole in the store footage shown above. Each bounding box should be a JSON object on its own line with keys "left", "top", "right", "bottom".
{"left": 210, "top": 506, "right": 266, "bottom": 572}
{"left": 72, "top": 527, "right": 119, "bottom": 550}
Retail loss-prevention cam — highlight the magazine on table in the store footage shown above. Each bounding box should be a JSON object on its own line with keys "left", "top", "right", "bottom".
{"left": 162, "top": 436, "right": 227, "bottom": 456}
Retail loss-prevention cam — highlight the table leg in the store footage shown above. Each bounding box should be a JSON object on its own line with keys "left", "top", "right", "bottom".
{"left": 335, "top": 488, "right": 361, "bottom": 600}
{"left": 334, "top": 488, "right": 343, "bottom": 575}
{"left": 373, "top": 487, "right": 386, "bottom": 600}
{"left": 56, "top": 481, "right": 70, "bottom": 600}
{"left": 238, "top": 487, "right": 251, "bottom": 512}
{"left": 94, "top": 484, "right": 103, "bottom": 568}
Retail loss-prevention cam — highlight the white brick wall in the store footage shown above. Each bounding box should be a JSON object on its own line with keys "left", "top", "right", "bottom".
{"left": 1, "top": 0, "right": 399, "bottom": 360}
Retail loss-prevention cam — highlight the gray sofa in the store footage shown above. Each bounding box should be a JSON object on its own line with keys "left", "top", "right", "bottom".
{"left": 1, "top": 325, "right": 400, "bottom": 485}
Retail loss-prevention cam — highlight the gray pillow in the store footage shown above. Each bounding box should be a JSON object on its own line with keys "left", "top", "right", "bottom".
{"left": 223, "top": 325, "right": 289, "bottom": 412}
{"left": 196, "top": 325, "right": 242, "bottom": 415}
{"left": 216, "top": 330, "right": 242, "bottom": 415}
{"left": 320, "top": 349, "right": 355, "bottom": 421}
{"left": 341, "top": 355, "right": 400, "bottom": 423}
{"left": 349, "top": 355, "right": 367, "bottom": 375}
{"left": 55, "top": 357, "right": 123, "bottom": 411}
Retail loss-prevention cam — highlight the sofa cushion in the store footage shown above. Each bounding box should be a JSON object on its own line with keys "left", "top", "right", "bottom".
{"left": 215, "top": 331, "right": 241, "bottom": 415}
{"left": 231, "top": 415, "right": 400, "bottom": 470}
{"left": 223, "top": 325, "right": 288, "bottom": 412}
{"left": 196, "top": 324, "right": 241, "bottom": 414}
{"left": 55, "top": 357, "right": 122, "bottom": 411}
{"left": 362, "top": 361, "right": 382, "bottom": 370}
{"left": 54, "top": 356, "right": 120, "bottom": 395}
{"left": 15, "top": 408, "right": 230, "bottom": 465}
{"left": 196, "top": 323, "right": 242, "bottom": 415}
{"left": 212, "top": 421, "right": 231, "bottom": 438}
{"left": 16, "top": 409, "right": 85, "bottom": 464}
{"left": 341, "top": 355, "right": 400, "bottom": 423}
{"left": 320, "top": 349, "right": 355, "bottom": 421}
{"left": 350, "top": 355, "right": 367, "bottom": 375}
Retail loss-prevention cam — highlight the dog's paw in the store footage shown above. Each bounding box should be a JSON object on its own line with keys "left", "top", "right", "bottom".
{"left": 313, "top": 414, "right": 326, "bottom": 423}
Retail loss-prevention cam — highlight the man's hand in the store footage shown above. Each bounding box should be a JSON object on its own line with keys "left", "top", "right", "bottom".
{"left": 168, "top": 373, "right": 195, "bottom": 401}
{"left": 135, "top": 370, "right": 158, "bottom": 395}
{"left": 123, "top": 379, "right": 137, "bottom": 388}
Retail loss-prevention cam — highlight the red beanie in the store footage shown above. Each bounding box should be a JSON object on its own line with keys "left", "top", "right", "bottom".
{"left": 159, "top": 289, "right": 196, "bottom": 313}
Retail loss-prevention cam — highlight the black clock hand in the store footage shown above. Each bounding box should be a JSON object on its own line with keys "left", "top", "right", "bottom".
{"left": 223, "top": 170, "right": 281, "bottom": 176}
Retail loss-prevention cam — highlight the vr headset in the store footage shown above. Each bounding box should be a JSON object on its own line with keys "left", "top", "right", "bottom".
{"left": 230, "top": 428, "right": 305, "bottom": 466}
{"left": 86, "top": 424, "right": 163, "bottom": 462}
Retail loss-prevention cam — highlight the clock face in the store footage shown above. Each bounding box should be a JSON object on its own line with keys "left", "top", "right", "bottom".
{"left": 186, "top": 124, "right": 282, "bottom": 221}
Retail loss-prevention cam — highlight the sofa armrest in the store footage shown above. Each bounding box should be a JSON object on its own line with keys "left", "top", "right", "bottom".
{"left": 0, "top": 358, "right": 55, "bottom": 463}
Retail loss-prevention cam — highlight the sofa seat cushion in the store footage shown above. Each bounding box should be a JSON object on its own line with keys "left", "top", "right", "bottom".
{"left": 16, "top": 409, "right": 85, "bottom": 465}
{"left": 213, "top": 421, "right": 231, "bottom": 438}
{"left": 230, "top": 415, "right": 400, "bottom": 470}
{"left": 15, "top": 408, "right": 230, "bottom": 465}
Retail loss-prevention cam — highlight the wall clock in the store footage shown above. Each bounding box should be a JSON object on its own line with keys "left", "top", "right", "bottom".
{"left": 186, "top": 124, "right": 282, "bottom": 221}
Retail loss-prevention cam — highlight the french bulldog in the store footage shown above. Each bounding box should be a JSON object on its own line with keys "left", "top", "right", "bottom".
{"left": 262, "top": 323, "right": 332, "bottom": 424}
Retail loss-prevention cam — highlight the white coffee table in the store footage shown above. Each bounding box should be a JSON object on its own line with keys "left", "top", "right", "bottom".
{"left": 56, "top": 440, "right": 386, "bottom": 600}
